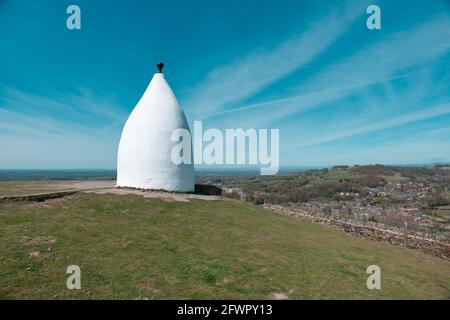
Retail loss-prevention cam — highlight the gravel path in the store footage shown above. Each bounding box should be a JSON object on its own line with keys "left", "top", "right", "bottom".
{"left": 0, "top": 180, "right": 220, "bottom": 202}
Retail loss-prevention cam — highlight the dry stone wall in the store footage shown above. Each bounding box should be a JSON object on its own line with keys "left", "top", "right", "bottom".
{"left": 264, "top": 204, "right": 450, "bottom": 260}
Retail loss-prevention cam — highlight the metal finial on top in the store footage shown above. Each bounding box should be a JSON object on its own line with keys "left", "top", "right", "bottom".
{"left": 157, "top": 61, "right": 164, "bottom": 73}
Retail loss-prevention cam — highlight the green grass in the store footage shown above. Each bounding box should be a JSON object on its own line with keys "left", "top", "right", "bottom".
{"left": 385, "top": 172, "right": 409, "bottom": 183}
{"left": 309, "top": 168, "right": 360, "bottom": 182}
{"left": 429, "top": 209, "right": 450, "bottom": 219}
{"left": 444, "top": 191, "right": 450, "bottom": 201}
{"left": 0, "top": 193, "right": 449, "bottom": 299}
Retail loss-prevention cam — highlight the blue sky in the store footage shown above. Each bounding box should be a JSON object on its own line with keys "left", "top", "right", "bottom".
{"left": 0, "top": 0, "right": 449, "bottom": 169}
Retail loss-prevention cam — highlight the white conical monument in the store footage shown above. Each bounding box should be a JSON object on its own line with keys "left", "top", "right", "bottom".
{"left": 117, "top": 62, "right": 195, "bottom": 192}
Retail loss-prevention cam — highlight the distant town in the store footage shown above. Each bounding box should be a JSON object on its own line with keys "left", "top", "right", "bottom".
{"left": 198, "top": 164, "right": 450, "bottom": 240}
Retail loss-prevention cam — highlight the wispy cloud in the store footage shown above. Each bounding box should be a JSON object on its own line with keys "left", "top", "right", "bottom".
{"left": 289, "top": 101, "right": 450, "bottom": 150}
{"left": 290, "top": 134, "right": 450, "bottom": 167}
{"left": 0, "top": 88, "right": 125, "bottom": 168}
{"left": 204, "top": 73, "right": 413, "bottom": 120}
{"left": 296, "top": 13, "right": 450, "bottom": 94}
{"left": 0, "top": 88, "right": 127, "bottom": 137}
{"left": 184, "top": 0, "right": 362, "bottom": 120}
{"left": 206, "top": 13, "right": 450, "bottom": 129}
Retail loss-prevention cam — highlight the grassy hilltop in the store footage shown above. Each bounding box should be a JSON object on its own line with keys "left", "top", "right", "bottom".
{"left": 0, "top": 190, "right": 449, "bottom": 299}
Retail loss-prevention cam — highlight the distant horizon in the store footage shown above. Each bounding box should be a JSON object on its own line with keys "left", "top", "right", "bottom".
{"left": 1, "top": 161, "right": 449, "bottom": 171}
{"left": 1, "top": 162, "right": 449, "bottom": 182}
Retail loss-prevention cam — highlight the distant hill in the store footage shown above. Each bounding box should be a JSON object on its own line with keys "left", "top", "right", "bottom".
{"left": 0, "top": 169, "right": 116, "bottom": 181}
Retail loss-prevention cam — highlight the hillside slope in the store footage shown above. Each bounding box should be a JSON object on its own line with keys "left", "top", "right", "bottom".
{"left": 0, "top": 193, "right": 449, "bottom": 299}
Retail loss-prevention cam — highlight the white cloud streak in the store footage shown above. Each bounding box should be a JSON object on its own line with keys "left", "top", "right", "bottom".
{"left": 184, "top": 0, "right": 362, "bottom": 120}
{"left": 288, "top": 101, "right": 450, "bottom": 150}
{"left": 211, "top": 13, "right": 450, "bottom": 129}
{"left": 0, "top": 88, "right": 126, "bottom": 168}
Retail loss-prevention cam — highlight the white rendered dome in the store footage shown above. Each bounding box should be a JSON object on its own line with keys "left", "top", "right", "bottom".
{"left": 117, "top": 65, "right": 194, "bottom": 192}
